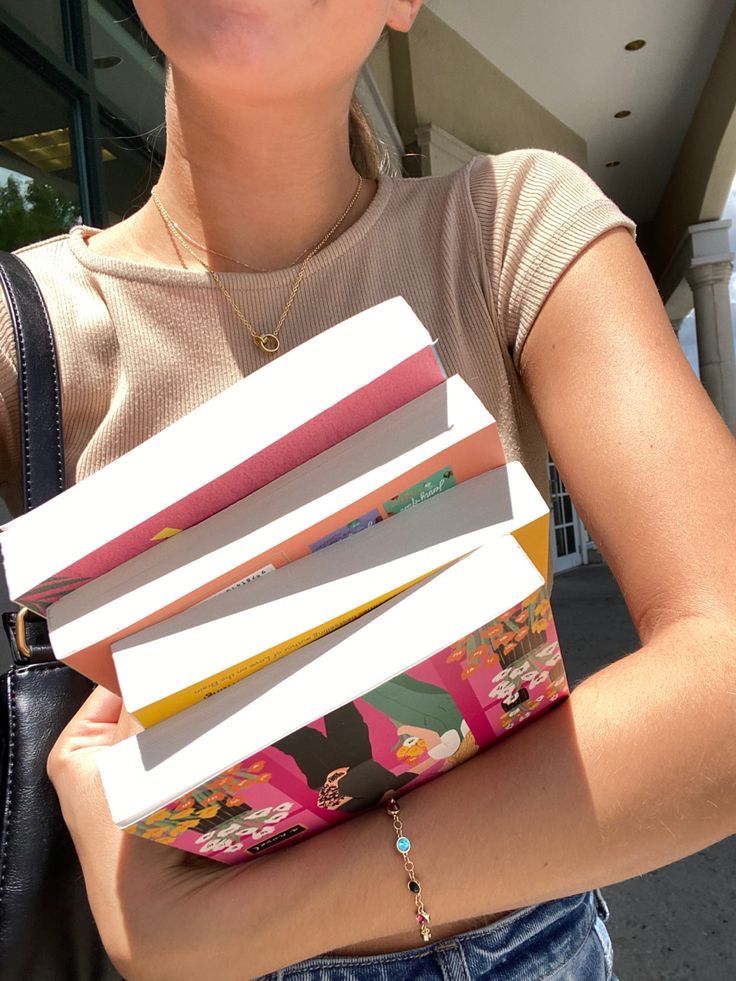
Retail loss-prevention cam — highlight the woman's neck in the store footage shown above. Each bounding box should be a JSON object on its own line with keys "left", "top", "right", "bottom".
{"left": 89, "top": 67, "right": 376, "bottom": 271}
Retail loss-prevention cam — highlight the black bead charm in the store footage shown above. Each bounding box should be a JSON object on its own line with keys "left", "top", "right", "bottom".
{"left": 408, "top": 880, "right": 421, "bottom": 894}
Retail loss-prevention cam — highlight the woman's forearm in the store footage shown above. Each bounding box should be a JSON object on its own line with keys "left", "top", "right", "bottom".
{"left": 166, "top": 614, "right": 736, "bottom": 977}
{"left": 66, "top": 615, "right": 736, "bottom": 979}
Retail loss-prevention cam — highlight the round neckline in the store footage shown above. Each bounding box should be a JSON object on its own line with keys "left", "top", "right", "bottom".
{"left": 68, "top": 174, "right": 396, "bottom": 289}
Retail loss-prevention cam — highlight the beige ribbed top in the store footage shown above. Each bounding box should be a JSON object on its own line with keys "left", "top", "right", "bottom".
{"left": 0, "top": 149, "right": 636, "bottom": 585}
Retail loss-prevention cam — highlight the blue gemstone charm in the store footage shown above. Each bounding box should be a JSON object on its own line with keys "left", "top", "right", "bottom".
{"left": 396, "top": 836, "right": 411, "bottom": 854}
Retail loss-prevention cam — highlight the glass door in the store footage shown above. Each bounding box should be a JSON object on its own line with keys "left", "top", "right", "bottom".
{"left": 548, "top": 455, "right": 583, "bottom": 573}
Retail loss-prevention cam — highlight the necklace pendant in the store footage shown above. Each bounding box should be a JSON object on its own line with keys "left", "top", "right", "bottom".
{"left": 255, "top": 333, "right": 280, "bottom": 354}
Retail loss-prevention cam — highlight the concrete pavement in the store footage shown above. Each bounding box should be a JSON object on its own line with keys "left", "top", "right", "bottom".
{"left": 551, "top": 563, "right": 736, "bottom": 981}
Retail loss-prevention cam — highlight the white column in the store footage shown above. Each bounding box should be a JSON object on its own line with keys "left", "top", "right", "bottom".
{"left": 686, "top": 259, "right": 736, "bottom": 435}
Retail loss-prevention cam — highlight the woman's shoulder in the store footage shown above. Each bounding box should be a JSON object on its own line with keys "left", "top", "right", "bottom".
{"left": 437, "top": 148, "right": 637, "bottom": 372}
{"left": 0, "top": 228, "right": 90, "bottom": 360}
{"left": 463, "top": 147, "right": 635, "bottom": 238}
{"left": 388, "top": 146, "right": 634, "bottom": 238}
{"left": 12, "top": 226, "right": 89, "bottom": 282}
{"left": 0, "top": 237, "right": 72, "bottom": 515}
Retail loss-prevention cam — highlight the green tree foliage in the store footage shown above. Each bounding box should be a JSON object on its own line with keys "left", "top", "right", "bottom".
{"left": 0, "top": 176, "right": 80, "bottom": 251}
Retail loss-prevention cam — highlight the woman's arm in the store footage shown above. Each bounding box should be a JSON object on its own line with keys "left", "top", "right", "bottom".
{"left": 49, "top": 227, "right": 736, "bottom": 978}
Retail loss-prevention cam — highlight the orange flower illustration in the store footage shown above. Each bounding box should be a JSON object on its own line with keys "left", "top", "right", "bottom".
{"left": 201, "top": 792, "right": 225, "bottom": 805}
{"left": 177, "top": 820, "right": 201, "bottom": 832}
{"left": 196, "top": 804, "right": 221, "bottom": 819}
{"left": 210, "top": 775, "right": 236, "bottom": 789}
{"left": 141, "top": 826, "right": 167, "bottom": 840}
{"left": 145, "top": 808, "right": 172, "bottom": 825}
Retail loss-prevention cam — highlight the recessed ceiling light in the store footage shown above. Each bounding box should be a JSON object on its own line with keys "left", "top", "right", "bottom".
{"left": 625, "top": 39, "right": 646, "bottom": 51}
{"left": 93, "top": 55, "right": 123, "bottom": 70}
{"left": 614, "top": 110, "right": 632, "bottom": 119}
{"left": 605, "top": 161, "right": 621, "bottom": 168}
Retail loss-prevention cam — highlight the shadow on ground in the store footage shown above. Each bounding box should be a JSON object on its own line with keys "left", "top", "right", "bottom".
{"left": 552, "top": 563, "right": 736, "bottom": 981}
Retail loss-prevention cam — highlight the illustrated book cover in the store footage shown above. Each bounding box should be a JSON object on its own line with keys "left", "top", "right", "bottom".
{"left": 99, "top": 536, "right": 568, "bottom": 865}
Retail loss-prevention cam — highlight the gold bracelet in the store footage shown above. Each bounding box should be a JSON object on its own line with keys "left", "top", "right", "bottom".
{"left": 386, "top": 798, "right": 432, "bottom": 942}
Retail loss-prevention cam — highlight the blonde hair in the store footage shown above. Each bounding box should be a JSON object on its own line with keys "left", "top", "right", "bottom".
{"left": 349, "top": 95, "right": 387, "bottom": 180}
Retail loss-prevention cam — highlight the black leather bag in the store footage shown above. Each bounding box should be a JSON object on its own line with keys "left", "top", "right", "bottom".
{"left": 0, "top": 251, "right": 119, "bottom": 980}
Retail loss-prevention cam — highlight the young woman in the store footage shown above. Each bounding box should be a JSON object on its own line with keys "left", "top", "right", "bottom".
{"left": 3, "top": 1, "right": 734, "bottom": 978}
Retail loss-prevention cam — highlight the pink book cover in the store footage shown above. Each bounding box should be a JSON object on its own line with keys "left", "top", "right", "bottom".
{"left": 65, "top": 422, "right": 505, "bottom": 690}
{"left": 126, "top": 584, "right": 567, "bottom": 863}
{"left": 20, "top": 346, "right": 445, "bottom": 614}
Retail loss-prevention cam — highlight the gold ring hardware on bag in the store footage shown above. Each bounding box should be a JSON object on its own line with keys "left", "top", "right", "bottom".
{"left": 15, "top": 606, "right": 32, "bottom": 659}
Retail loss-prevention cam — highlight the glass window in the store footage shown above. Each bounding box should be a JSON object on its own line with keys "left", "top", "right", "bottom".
{"left": 2, "top": 0, "right": 67, "bottom": 59}
{"left": 98, "top": 122, "right": 160, "bottom": 224}
{"left": 0, "top": 49, "right": 81, "bottom": 251}
{"left": 89, "top": 0, "right": 165, "bottom": 142}
{"left": 555, "top": 528, "right": 567, "bottom": 558}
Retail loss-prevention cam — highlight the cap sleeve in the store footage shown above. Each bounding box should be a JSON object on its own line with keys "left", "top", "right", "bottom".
{"left": 469, "top": 149, "right": 637, "bottom": 370}
{"left": 0, "top": 295, "right": 21, "bottom": 516}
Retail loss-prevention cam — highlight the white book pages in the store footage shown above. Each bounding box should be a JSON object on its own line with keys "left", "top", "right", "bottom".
{"left": 99, "top": 536, "right": 544, "bottom": 828}
{"left": 114, "top": 463, "right": 547, "bottom": 712}
{"left": 48, "top": 375, "right": 496, "bottom": 660}
{"left": 2, "top": 297, "right": 433, "bottom": 600}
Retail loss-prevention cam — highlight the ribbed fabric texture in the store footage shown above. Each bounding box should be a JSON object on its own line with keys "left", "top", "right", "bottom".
{"left": 0, "top": 149, "right": 636, "bottom": 584}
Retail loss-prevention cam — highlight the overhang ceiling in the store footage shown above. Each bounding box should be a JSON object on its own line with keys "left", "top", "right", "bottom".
{"left": 430, "top": 0, "right": 736, "bottom": 225}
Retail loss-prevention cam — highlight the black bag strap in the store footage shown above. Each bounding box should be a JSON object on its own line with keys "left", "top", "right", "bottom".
{"left": 0, "top": 251, "right": 65, "bottom": 664}
{"left": 0, "top": 254, "right": 118, "bottom": 980}
{"left": 0, "top": 251, "right": 65, "bottom": 511}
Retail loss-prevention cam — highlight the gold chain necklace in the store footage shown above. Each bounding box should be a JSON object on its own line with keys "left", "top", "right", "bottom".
{"left": 149, "top": 198, "right": 312, "bottom": 273}
{"left": 150, "top": 176, "right": 363, "bottom": 354}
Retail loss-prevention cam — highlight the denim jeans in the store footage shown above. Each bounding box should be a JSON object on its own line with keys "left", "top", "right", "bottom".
{"left": 259, "top": 889, "right": 617, "bottom": 980}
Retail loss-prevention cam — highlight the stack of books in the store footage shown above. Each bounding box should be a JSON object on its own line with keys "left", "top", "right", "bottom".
{"left": 1, "top": 297, "right": 569, "bottom": 865}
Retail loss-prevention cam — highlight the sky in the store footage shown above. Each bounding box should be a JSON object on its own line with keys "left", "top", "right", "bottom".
{"left": 678, "top": 172, "right": 736, "bottom": 379}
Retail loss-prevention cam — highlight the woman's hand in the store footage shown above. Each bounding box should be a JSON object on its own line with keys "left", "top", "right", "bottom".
{"left": 46, "top": 688, "right": 222, "bottom": 980}
{"left": 45, "top": 688, "right": 364, "bottom": 980}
